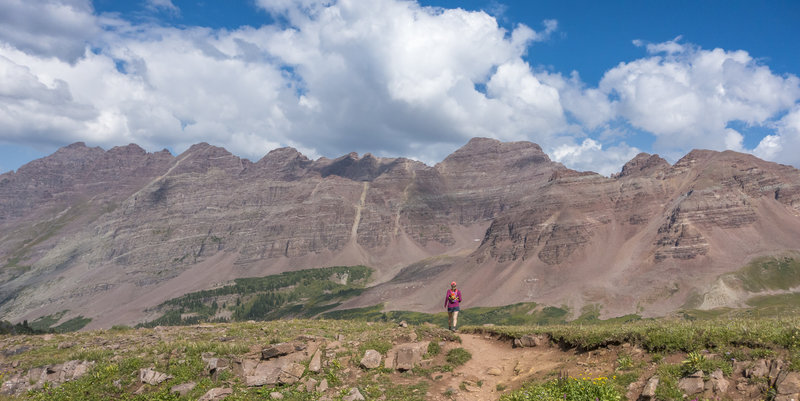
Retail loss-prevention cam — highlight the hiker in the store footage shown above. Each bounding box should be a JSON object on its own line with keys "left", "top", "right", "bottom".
{"left": 444, "top": 281, "right": 462, "bottom": 332}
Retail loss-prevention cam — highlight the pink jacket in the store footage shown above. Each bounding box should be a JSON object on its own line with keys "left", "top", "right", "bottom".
{"left": 444, "top": 289, "right": 462, "bottom": 308}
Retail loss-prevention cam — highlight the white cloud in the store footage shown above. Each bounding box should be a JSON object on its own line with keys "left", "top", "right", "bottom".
{"left": 754, "top": 105, "right": 800, "bottom": 166}
{"left": 599, "top": 41, "right": 800, "bottom": 156}
{"left": 145, "top": 0, "right": 179, "bottom": 16}
{"left": 551, "top": 138, "right": 641, "bottom": 176}
{"left": 0, "top": 0, "right": 99, "bottom": 63}
{"left": 0, "top": 0, "right": 799, "bottom": 176}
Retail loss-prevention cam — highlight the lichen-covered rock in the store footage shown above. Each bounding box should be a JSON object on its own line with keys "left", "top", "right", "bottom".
{"left": 360, "top": 350, "right": 381, "bottom": 369}
{"left": 139, "top": 368, "right": 173, "bottom": 385}
{"left": 198, "top": 387, "right": 232, "bottom": 401}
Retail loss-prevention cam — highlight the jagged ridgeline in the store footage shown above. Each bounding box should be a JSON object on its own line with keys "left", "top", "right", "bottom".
{"left": 139, "top": 266, "right": 371, "bottom": 327}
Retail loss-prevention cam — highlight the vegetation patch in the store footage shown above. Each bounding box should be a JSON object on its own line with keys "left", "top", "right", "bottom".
{"left": 734, "top": 254, "right": 800, "bottom": 292}
{"left": 499, "top": 376, "right": 622, "bottom": 401}
{"left": 445, "top": 347, "right": 471, "bottom": 366}
{"left": 323, "top": 302, "right": 572, "bottom": 327}
{"left": 140, "top": 265, "right": 372, "bottom": 327}
{"left": 464, "top": 316, "right": 800, "bottom": 353}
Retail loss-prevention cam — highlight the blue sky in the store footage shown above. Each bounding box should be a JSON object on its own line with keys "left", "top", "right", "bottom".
{"left": 1, "top": 0, "right": 799, "bottom": 175}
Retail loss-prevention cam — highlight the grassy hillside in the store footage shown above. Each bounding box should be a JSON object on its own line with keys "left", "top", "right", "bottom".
{"left": 2, "top": 317, "right": 800, "bottom": 400}
{"left": 141, "top": 265, "right": 372, "bottom": 327}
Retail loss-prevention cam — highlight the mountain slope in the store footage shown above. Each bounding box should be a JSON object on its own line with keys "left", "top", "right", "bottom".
{"left": 1, "top": 138, "right": 799, "bottom": 327}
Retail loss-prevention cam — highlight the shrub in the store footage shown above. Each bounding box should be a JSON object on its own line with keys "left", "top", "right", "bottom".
{"left": 445, "top": 348, "right": 471, "bottom": 366}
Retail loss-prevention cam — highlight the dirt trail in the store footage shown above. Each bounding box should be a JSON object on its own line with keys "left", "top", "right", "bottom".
{"left": 427, "top": 333, "right": 564, "bottom": 400}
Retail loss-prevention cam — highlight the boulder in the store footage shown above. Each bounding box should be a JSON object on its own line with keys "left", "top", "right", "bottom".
{"left": 139, "top": 368, "right": 173, "bottom": 385}
{"left": 343, "top": 387, "right": 365, "bottom": 401}
{"left": 309, "top": 349, "right": 322, "bottom": 373}
{"left": 245, "top": 364, "right": 281, "bottom": 387}
{"left": 198, "top": 387, "right": 233, "bottom": 401}
{"left": 390, "top": 342, "right": 429, "bottom": 371}
{"left": 709, "top": 369, "right": 729, "bottom": 393}
{"left": 262, "top": 342, "right": 301, "bottom": 360}
{"left": 360, "top": 350, "right": 382, "bottom": 369}
{"left": 305, "top": 378, "right": 318, "bottom": 392}
{"left": 170, "top": 382, "right": 196, "bottom": 396}
{"left": 318, "top": 378, "right": 329, "bottom": 392}
{"left": 746, "top": 359, "right": 769, "bottom": 378}
{"left": 278, "top": 363, "right": 305, "bottom": 384}
{"left": 640, "top": 376, "right": 659, "bottom": 400}
{"left": 678, "top": 374, "right": 704, "bottom": 395}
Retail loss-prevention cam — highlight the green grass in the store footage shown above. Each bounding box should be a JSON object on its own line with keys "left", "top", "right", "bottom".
{"left": 322, "top": 302, "right": 573, "bottom": 327}
{"left": 445, "top": 348, "right": 471, "bottom": 366}
{"left": 28, "top": 311, "right": 68, "bottom": 331}
{"left": 499, "top": 376, "right": 622, "bottom": 401}
{"left": 140, "top": 265, "right": 372, "bottom": 327}
{"left": 52, "top": 316, "right": 91, "bottom": 332}
{"left": 464, "top": 316, "right": 800, "bottom": 353}
{"left": 734, "top": 254, "right": 800, "bottom": 292}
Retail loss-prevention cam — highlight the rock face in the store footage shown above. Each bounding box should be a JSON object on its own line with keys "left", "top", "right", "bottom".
{"left": 2, "top": 139, "right": 800, "bottom": 325}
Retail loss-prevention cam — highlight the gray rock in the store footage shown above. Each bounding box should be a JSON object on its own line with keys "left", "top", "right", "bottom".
{"left": 262, "top": 342, "right": 299, "bottom": 360}
{"left": 139, "top": 368, "right": 173, "bottom": 385}
{"left": 746, "top": 359, "right": 769, "bottom": 378}
{"left": 309, "top": 349, "right": 322, "bottom": 373}
{"left": 360, "top": 349, "right": 382, "bottom": 369}
{"left": 342, "top": 387, "right": 365, "bottom": 401}
{"left": 678, "top": 376, "right": 704, "bottom": 395}
{"left": 278, "top": 363, "right": 305, "bottom": 384}
{"left": 170, "top": 382, "right": 196, "bottom": 396}
{"left": 305, "top": 378, "right": 318, "bottom": 392}
{"left": 640, "top": 376, "right": 658, "bottom": 400}
{"left": 709, "top": 369, "right": 729, "bottom": 393}
{"left": 198, "top": 387, "right": 233, "bottom": 401}
{"left": 318, "top": 378, "right": 329, "bottom": 392}
{"left": 770, "top": 360, "right": 785, "bottom": 384}
{"left": 384, "top": 349, "right": 397, "bottom": 370}
{"left": 778, "top": 372, "right": 800, "bottom": 395}
{"left": 270, "top": 392, "right": 284, "bottom": 399}
{"left": 391, "top": 342, "right": 429, "bottom": 371}
{"left": 245, "top": 364, "right": 281, "bottom": 387}
{"left": 514, "top": 334, "right": 546, "bottom": 348}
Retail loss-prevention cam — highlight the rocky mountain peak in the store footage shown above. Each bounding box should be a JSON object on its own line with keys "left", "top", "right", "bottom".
{"left": 437, "top": 137, "right": 552, "bottom": 174}
{"left": 251, "top": 147, "right": 312, "bottom": 179}
{"left": 314, "top": 152, "right": 396, "bottom": 181}
{"left": 107, "top": 143, "right": 147, "bottom": 157}
{"left": 173, "top": 143, "right": 245, "bottom": 174}
{"left": 615, "top": 153, "right": 670, "bottom": 178}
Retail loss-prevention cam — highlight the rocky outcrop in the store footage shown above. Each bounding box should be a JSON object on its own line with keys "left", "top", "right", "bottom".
{"left": 0, "top": 360, "right": 95, "bottom": 395}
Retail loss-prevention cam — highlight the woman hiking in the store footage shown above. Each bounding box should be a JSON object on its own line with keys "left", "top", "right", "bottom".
{"left": 444, "top": 281, "right": 462, "bottom": 332}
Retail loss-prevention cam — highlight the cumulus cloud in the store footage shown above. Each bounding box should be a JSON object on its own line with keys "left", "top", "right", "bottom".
{"left": 599, "top": 41, "right": 800, "bottom": 156}
{"left": 551, "top": 138, "right": 641, "bottom": 176}
{"left": 754, "top": 105, "right": 800, "bottom": 166}
{"left": 0, "top": 0, "right": 99, "bottom": 62}
{"left": 0, "top": 0, "right": 798, "bottom": 176}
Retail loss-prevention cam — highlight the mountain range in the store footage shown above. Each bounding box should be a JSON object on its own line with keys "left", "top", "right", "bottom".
{"left": 2, "top": 137, "right": 800, "bottom": 329}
